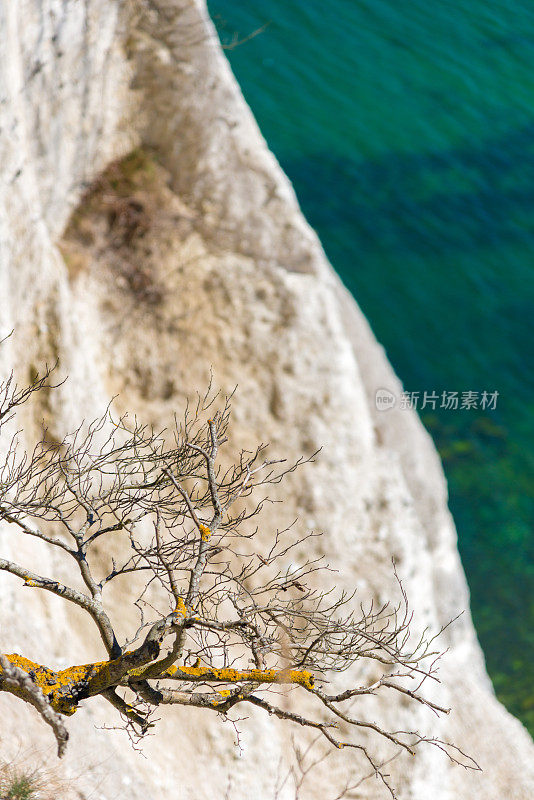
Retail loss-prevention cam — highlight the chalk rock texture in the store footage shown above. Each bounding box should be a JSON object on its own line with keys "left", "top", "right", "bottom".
{"left": 0, "top": 1, "right": 533, "bottom": 798}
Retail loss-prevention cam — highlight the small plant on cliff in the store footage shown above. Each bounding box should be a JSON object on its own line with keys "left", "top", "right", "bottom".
{"left": 0, "top": 365, "right": 479, "bottom": 797}
{"left": 0, "top": 757, "right": 72, "bottom": 800}
{"left": 1, "top": 770, "right": 36, "bottom": 800}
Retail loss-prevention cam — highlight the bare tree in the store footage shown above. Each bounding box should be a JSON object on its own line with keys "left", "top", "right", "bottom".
{"left": 0, "top": 365, "right": 479, "bottom": 795}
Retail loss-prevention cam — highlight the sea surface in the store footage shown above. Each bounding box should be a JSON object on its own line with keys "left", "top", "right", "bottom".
{"left": 207, "top": 0, "right": 534, "bottom": 733}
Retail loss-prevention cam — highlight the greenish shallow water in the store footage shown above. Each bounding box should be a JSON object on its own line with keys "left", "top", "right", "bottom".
{"left": 207, "top": 0, "right": 534, "bottom": 734}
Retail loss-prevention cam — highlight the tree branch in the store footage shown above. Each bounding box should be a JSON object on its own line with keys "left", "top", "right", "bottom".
{"left": 0, "top": 654, "right": 69, "bottom": 756}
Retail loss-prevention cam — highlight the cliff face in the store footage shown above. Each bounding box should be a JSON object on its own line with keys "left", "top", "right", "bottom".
{"left": 0, "top": 2, "right": 533, "bottom": 798}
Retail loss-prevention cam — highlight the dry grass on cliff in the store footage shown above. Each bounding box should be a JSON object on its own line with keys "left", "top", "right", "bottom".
{"left": 0, "top": 757, "right": 73, "bottom": 800}
{"left": 59, "top": 146, "right": 197, "bottom": 308}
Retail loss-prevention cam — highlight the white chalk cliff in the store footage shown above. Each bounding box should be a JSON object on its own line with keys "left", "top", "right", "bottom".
{"left": 0, "top": 1, "right": 533, "bottom": 798}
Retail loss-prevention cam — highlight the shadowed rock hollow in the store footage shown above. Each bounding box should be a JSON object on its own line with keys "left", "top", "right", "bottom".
{"left": 0, "top": 1, "right": 533, "bottom": 798}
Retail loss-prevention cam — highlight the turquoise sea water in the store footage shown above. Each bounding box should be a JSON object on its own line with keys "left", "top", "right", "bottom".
{"left": 207, "top": 1, "right": 534, "bottom": 733}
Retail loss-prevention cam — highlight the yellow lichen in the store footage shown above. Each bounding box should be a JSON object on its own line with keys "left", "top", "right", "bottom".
{"left": 161, "top": 665, "right": 315, "bottom": 690}
{"left": 1, "top": 654, "right": 78, "bottom": 715}
{"left": 174, "top": 597, "right": 188, "bottom": 616}
{"left": 1, "top": 652, "right": 316, "bottom": 720}
{"left": 198, "top": 523, "right": 211, "bottom": 542}
{"left": 1, "top": 651, "right": 139, "bottom": 716}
